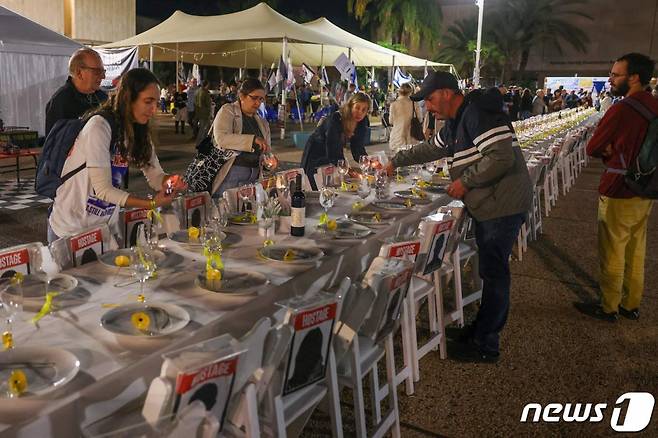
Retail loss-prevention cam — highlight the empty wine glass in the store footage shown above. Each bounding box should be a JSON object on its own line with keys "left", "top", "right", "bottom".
{"left": 131, "top": 246, "right": 157, "bottom": 304}
{"left": 426, "top": 161, "right": 438, "bottom": 175}
{"left": 337, "top": 159, "right": 349, "bottom": 185}
{"left": 212, "top": 198, "right": 230, "bottom": 228}
{"left": 359, "top": 155, "right": 370, "bottom": 175}
{"left": 319, "top": 186, "right": 336, "bottom": 214}
{"left": 356, "top": 177, "right": 371, "bottom": 200}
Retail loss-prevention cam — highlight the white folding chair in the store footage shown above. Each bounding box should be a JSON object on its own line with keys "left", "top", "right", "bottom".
{"left": 313, "top": 164, "right": 337, "bottom": 190}
{"left": 49, "top": 223, "right": 113, "bottom": 270}
{"left": 338, "top": 258, "right": 414, "bottom": 438}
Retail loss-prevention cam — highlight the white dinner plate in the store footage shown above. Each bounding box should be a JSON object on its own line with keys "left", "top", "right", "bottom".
{"left": 99, "top": 249, "right": 166, "bottom": 269}
{"left": 258, "top": 245, "right": 324, "bottom": 263}
{"left": 21, "top": 273, "right": 78, "bottom": 301}
{"left": 100, "top": 302, "right": 190, "bottom": 337}
{"left": 348, "top": 211, "right": 393, "bottom": 226}
{"left": 0, "top": 347, "right": 80, "bottom": 398}
{"left": 371, "top": 201, "right": 412, "bottom": 211}
{"left": 169, "top": 230, "right": 227, "bottom": 246}
{"left": 195, "top": 270, "right": 269, "bottom": 296}
{"left": 329, "top": 221, "right": 373, "bottom": 239}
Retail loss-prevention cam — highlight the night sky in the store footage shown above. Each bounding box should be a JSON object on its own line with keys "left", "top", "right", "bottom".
{"left": 136, "top": 0, "right": 364, "bottom": 37}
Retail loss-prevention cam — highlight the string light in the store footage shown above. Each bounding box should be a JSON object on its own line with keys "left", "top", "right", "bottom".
{"left": 151, "top": 44, "right": 257, "bottom": 58}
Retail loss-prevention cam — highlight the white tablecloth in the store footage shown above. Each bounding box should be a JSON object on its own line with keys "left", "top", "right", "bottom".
{"left": 1, "top": 182, "right": 451, "bottom": 436}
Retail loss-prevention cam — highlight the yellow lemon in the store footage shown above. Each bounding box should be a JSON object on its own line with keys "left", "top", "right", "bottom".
{"left": 8, "top": 370, "right": 27, "bottom": 396}
{"left": 327, "top": 219, "right": 337, "bottom": 231}
{"left": 188, "top": 227, "right": 200, "bottom": 240}
{"left": 206, "top": 268, "right": 222, "bottom": 281}
{"left": 114, "top": 255, "right": 131, "bottom": 267}
{"left": 2, "top": 331, "right": 13, "bottom": 350}
{"left": 352, "top": 201, "right": 363, "bottom": 211}
{"left": 283, "top": 249, "right": 296, "bottom": 261}
{"left": 131, "top": 311, "right": 151, "bottom": 331}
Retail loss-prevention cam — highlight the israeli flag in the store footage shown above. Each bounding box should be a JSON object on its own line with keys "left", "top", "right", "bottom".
{"left": 320, "top": 66, "right": 330, "bottom": 86}
{"left": 393, "top": 66, "right": 413, "bottom": 88}
{"left": 350, "top": 62, "right": 357, "bottom": 86}
{"left": 302, "top": 63, "right": 316, "bottom": 85}
{"left": 286, "top": 56, "right": 295, "bottom": 90}
{"left": 275, "top": 55, "right": 286, "bottom": 85}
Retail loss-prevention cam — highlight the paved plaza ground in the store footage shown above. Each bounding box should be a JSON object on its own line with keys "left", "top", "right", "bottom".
{"left": 0, "top": 113, "right": 656, "bottom": 436}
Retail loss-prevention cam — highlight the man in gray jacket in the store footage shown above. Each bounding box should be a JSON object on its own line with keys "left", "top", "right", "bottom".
{"left": 386, "top": 72, "right": 532, "bottom": 362}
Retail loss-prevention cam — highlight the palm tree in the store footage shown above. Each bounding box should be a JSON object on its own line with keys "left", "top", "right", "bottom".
{"left": 438, "top": 16, "right": 504, "bottom": 81}
{"left": 495, "top": 0, "right": 592, "bottom": 75}
{"left": 347, "top": 0, "right": 442, "bottom": 52}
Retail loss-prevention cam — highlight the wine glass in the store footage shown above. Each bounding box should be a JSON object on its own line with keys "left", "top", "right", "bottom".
{"left": 131, "top": 246, "right": 157, "bottom": 304}
{"left": 356, "top": 177, "right": 371, "bottom": 201}
{"left": 337, "top": 159, "right": 349, "bottom": 185}
{"left": 0, "top": 277, "right": 22, "bottom": 352}
{"left": 359, "top": 155, "right": 370, "bottom": 175}
{"left": 319, "top": 186, "right": 335, "bottom": 214}
{"left": 212, "top": 198, "right": 230, "bottom": 228}
{"left": 260, "top": 152, "right": 279, "bottom": 173}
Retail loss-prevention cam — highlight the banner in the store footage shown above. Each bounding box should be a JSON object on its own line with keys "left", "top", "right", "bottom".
{"left": 334, "top": 53, "right": 353, "bottom": 82}
{"left": 320, "top": 66, "right": 330, "bottom": 86}
{"left": 393, "top": 66, "right": 413, "bottom": 88}
{"left": 94, "top": 46, "right": 138, "bottom": 91}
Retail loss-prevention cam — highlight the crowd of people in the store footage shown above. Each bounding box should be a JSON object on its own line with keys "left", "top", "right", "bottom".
{"left": 39, "top": 47, "right": 655, "bottom": 363}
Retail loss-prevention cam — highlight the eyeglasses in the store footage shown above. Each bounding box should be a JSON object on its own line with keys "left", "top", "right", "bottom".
{"left": 609, "top": 72, "right": 627, "bottom": 78}
{"left": 81, "top": 66, "right": 106, "bottom": 76}
{"left": 247, "top": 94, "right": 265, "bottom": 103}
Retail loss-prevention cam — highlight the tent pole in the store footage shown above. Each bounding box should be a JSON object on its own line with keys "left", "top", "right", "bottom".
{"left": 149, "top": 44, "right": 153, "bottom": 72}
{"left": 389, "top": 55, "right": 395, "bottom": 91}
{"left": 175, "top": 43, "right": 179, "bottom": 90}
{"left": 424, "top": 61, "right": 428, "bottom": 78}
{"left": 260, "top": 42, "right": 264, "bottom": 80}
{"left": 320, "top": 44, "right": 325, "bottom": 108}
{"left": 371, "top": 66, "right": 375, "bottom": 87}
{"left": 280, "top": 36, "right": 288, "bottom": 140}
{"left": 243, "top": 42, "right": 248, "bottom": 79}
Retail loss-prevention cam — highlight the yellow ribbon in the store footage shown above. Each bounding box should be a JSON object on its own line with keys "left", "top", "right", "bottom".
{"left": 146, "top": 208, "right": 162, "bottom": 224}
{"left": 352, "top": 201, "right": 363, "bottom": 211}
{"left": 203, "top": 248, "right": 224, "bottom": 272}
{"left": 395, "top": 174, "right": 405, "bottom": 183}
{"left": 32, "top": 292, "right": 59, "bottom": 323}
{"left": 318, "top": 212, "right": 329, "bottom": 225}
{"left": 2, "top": 331, "right": 13, "bottom": 350}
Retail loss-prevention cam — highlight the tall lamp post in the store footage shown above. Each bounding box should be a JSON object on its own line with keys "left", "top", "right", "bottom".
{"left": 473, "top": 0, "right": 485, "bottom": 88}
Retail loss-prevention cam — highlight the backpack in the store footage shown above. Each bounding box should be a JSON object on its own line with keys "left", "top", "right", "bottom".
{"left": 35, "top": 112, "right": 117, "bottom": 199}
{"left": 619, "top": 98, "right": 658, "bottom": 198}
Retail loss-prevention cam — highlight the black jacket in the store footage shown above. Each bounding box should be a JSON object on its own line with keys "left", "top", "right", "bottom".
{"left": 300, "top": 111, "right": 369, "bottom": 188}
{"left": 45, "top": 77, "right": 107, "bottom": 136}
{"left": 392, "top": 88, "right": 532, "bottom": 221}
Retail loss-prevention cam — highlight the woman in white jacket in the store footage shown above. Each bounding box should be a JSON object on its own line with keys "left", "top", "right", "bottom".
{"left": 47, "top": 68, "right": 187, "bottom": 243}
{"left": 210, "top": 78, "right": 271, "bottom": 197}
{"left": 388, "top": 83, "right": 421, "bottom": 152}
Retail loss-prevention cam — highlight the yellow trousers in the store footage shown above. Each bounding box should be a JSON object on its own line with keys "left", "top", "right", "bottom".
{"left": 598, "top": 196, "right": 653, "bottom": 313}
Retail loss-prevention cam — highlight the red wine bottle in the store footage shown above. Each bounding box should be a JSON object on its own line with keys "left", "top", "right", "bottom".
{"left": 290, "top": 174, "right": 305, "bottom": 236}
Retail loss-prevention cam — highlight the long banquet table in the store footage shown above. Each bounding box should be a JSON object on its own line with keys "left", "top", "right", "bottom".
{"left": 1, "top": 181, "right": 452, "bottom": 436}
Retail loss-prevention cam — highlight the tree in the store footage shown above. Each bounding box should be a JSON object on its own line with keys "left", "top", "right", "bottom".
{"left": 347, "top": 0, "right": 442, "bottom": 52}
{"left": 495, "top": 0, "right": 592, "bottom": 75}
{"left": 438, "top": 16, "right": 503, "bottom": 82}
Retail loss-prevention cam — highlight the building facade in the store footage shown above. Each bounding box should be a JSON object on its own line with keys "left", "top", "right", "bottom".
{"left": 1, "top": 0, "right": 136, "bottom": 44}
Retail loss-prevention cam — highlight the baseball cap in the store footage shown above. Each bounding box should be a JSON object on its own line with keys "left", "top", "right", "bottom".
{"left": 410, "top": 71, "right": 460, "bottom": 101}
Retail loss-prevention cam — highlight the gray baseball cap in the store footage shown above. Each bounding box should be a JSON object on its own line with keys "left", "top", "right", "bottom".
{"left": 410, "top": 71, "right": 460, "bottom": 101}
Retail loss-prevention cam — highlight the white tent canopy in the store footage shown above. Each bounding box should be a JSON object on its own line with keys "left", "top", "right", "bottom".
{"left": 0, "top": 5, "right": 82, "bottom": 136}
{"left": 101, "top": 2, "right": 444, "bottom": 69}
